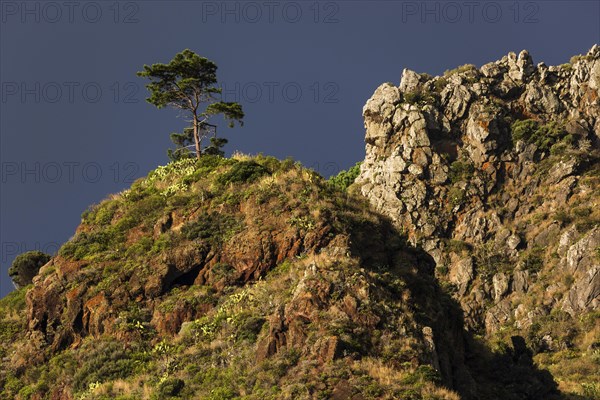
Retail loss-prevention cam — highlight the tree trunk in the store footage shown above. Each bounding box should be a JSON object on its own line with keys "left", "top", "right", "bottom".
{"left": 193, "top": 115, "right": 201, "bottom": 159}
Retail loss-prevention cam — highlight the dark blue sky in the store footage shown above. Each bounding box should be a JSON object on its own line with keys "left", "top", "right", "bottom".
{"left": 1, "top": 0, "right": 599, "bottom": 297}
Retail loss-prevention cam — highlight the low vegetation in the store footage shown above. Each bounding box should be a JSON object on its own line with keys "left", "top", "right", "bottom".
{"left": 2, "top": 154, "right": 470, "bottom": 399}
{"left": 510, "top": 119, "right": 572, "bottom": 152}
{"left": 328, "top": 162, "right": 362, "bottom": 192}
{"left": 8, "top": 251, "right": 51, "bottom": 288}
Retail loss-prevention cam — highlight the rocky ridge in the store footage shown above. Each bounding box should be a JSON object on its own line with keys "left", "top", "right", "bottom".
{"left": 0, "top": 47, "right": 599, "bottom": 399}
{"left": 1, "top": 156, "right": 524, "bottom": 400}
{"left": 357, "top": 46, "right": 600, "bottom": 393}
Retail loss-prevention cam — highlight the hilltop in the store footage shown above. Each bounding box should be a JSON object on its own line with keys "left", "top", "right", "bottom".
{"left": 1, "top": 45, "right": 600, "bottom": 399}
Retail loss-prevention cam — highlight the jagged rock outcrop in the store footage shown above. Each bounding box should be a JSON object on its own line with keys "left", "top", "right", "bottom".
{"left": 357, "top": 45, "right": 600, "bottom": 344}
{"left": 2, "top": 48, "right": 599, "bottom": 399}
{"left": 27, "top": 191, "right": 335, "bottom": 349}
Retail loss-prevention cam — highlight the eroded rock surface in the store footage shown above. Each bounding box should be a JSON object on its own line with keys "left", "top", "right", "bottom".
{"left": 357, "top": 45, "right": 600, "bottom": 334}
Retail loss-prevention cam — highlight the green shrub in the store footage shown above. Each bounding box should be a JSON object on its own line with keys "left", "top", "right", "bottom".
{"left": 253, "top": 154, "right": 282, "bottom": 173}
{"left": 521, "top": 247, "right": 544, "bottom": 272}
{"left": 402, "top": 88, "right": 437, "bottom": 105}
{"left": 511, "top": 119, "right": 539, "bottom": 143}
{"left": 445, "top": 239, "right": 471, "bottom": 254}
{"left": 0, "top": 317, "right": 23, "bottom": 344}
{"left": 359, "top": 378, "right": 384, "bottom": 399}
{"left": 550, "top": 142, "right": 569, "bottom": 156}
{"left": 572, "top": 208, "right": 599, "bottom": 233}
{"left": 152, "top": 233, "right": 176, "bottom": 254}
{"left": 573, "top": 207, "right": 592, "bottom": 218}
{"left": 554, "top": 210, "right": 573, "bottom": 225}
{"left": 0, "top": 285, "right": 31, "bottom": 348}
{"left": 211, "top": 263, "right": 236, "bottom": 282}
{"left": 562, "top": 134, "right": 576, "bottom": 146}
{"left": 191, "top": 367, "right": 238, "bottom": 396}
{"left": 404, "top": 91, "right": 423, "bottom": 104}
{"left": 217, "top": 161, "right": 269, "bottom": 186}
{"left": 17, "top": 385, "right": 37, "bottom": 399}
{"left": 124, "top": 195, "right": 167, "bottom": 229}
{"left": 278, "top": 157, "right": 295, "bottom": 172}
{"left": 289, "top": 215, "right": 315, "bottom": 230}
{"left": 570, "top": 54, "right": 594, "bottom": 64}
{"left": 433, "top": 77, "right": 448, "bottom": 92}
{"left": 448, "top": 187, "right": 466, "bottom": 207}
{"left": 511, "top": 119, "right": 567, "bottom": 151}
{"left": 234, "top": 313, "right": 266, "bottom": 342}
{"left": 436, "top": 265, "right": 449, "bottom": 275}
{"left": 251, "top": 154, "right": 296, "bottom": 175}
{"left": 0, "top": 285, "right": 30, "bottom": 312}
{"left": 116, "top": 304, "right": 153, "bottom": 338}
{"left": 449, "top": 160, "right": 474, "bottom": 184}
{"left": 181, "top": 155, "right": 234, "bottom": 184}
{"left": 328, "top": 162, "right": 362, "bottom": 192}
{"left": 82, "top": 200, "right": 121, "bottom": 227}
{"left": 112, "top": 216, "right": 138, "bottom": 233}
{"left": 158, "top": 377, "right": 185, "bottom": 397}
{"left": 580, "top": 382, "right": 600, "bottom": 399}
{"left": 8, "top": 251, "right": 51, "bottom": 288}
{"left": 576, "top": 220, "right": 598, "bottom": 234}
{"left": 474, "top": 242, "right": 512, "bottom": 280}
{"left": 73, "top": 341, "right": 137, "bottom": 392}
{"left": 402, "top": 365, "right": 442, "bottom": 386}
{"left": 563, "top": 274, "right": 575, "bottom": 286}
{"left": 205, "top": 387, "right": 236, "bottom": 400}
{"left": 125, "top": 237, "right": 154, "bottom": 258}
{"left": 59, "top": 230, "right": 119, "bottom": 260}
{"left": 181, "top": 213, "right": 242, "bottom": 245}
{"left": 534, "top": 121, "right": 564, "bottom": 149}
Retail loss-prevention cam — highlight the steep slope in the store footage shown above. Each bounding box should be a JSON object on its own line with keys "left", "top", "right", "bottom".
{"left": 1, "top": 155, "right": 559, "bottom": 399}
{"left": 357, "top": 45, "right": 600, "bottom": 396}
{"left": 2, "top": 46, "right": 599, "bottom": 399}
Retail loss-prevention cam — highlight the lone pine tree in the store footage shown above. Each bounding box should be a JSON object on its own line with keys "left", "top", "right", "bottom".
{"left": 138, "top": 49, "right": 244, "bottom": 159}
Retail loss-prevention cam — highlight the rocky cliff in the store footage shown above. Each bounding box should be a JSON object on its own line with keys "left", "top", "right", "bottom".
{"left": 0, "top": 156, "right": 487, "bottom": 399}
{"left": 357, "top": 45, "right": 600, "bottom": 394}
{"left": 0, "top": 47, "right": 598, "bottom": 400}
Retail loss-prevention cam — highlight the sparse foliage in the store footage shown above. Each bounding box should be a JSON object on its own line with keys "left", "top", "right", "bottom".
{"left": 138, "top": 49, "right": 244, "bottom": 159}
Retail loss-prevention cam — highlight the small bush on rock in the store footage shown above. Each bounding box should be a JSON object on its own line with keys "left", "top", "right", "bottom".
{"left": 329, "top": 162, "right": 362, "bottom": 192}
{"left": 8, "top": 251, "right": 51, "bottom": 288}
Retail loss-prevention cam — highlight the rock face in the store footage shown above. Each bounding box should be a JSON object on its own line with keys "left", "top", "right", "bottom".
{"left": 357, "top": 46, "right": 600, "bottom": 336}
{"left": 27, "top": 190, "right": 335, "bottom": 349}
{"left": 7, "top": 157, "right": 527, "bottom": 399}
{"left": 3, "top": 49, "right": 600, "bottom": 399}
